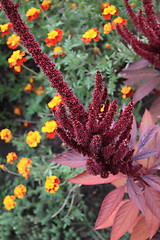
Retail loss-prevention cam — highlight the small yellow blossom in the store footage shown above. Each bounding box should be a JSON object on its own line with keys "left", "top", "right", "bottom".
{"left": 7, "top": 34, "right": 20, "bottom": 49}
{"left": 41, "top": 120, "right": 58, "bottom": 139}
{"left": 13, "top": 66, "right": 22, "bottom": 74}
{"left": 24, "top": 83, "right": 34, "bottom": 92}
{"left": 52, "top": 46, "right": 66, "bottom": 58}
{"left": 0, "top": 23, "right": 12, "bottom": 37}
{"left": 102, "top": 5, "right": 119, "bottom": 19}
{"left": 6, "top": 152, "right": 18, "bottom": 164}
{"left": 3, "top": 195, "right": 16, "bottom": 210}
{"left": 105, "top": 43, "right": 112, "bottom": 49}
{"left": 17, "top": 157, "right": 32, "bottom": 179}
{"left": 26, "top": 131, "right": 41, "bottom": 147}
{"left": 40, "top": 0, "right": 52, "bottom": 11}
{"left": 14, "top": 184, "right": 27, "bottom": 199}
{"left": 26, "top": 7, "right": 41, "bottom": 21}
{"left": 14, "top": 106, "right": 23, "bottom": 115}
{"left": 82, "top": 28, "right": 100, "bottom": 44}
{"left": 45, "top": 29, "right": 64, "bottom": 47}
{"left": 0, "top": 164, "right": 6, "bottom": 170}
{"left": 34, "top": 86, "right": 45, "bottom": 95}
{"left": 8, "top": 50, "right": 27, "bottom": 68}
{"left": 0, "top": 128, "right": 13, "bottom": 143}
{"left": 121, "top": 86, "right": 134, "bottom": 98}
{"left": 45, "top": 176, "right": 60, "bottom": 193}
{"left": 111, "top": 16, "right": 128, "bottom": 29}
{"left": 48, "top": 94, "right": 63, "bottom": 110}
{"left": 103, "top": 22, "right": 112, "bottom": 34}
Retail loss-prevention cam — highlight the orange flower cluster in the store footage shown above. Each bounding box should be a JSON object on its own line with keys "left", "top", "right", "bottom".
{"left": 7, "top": 34, "right": 21, "bottom": 49}
{"left": 24, "top": 77, "right": 45, "bottom": 94}
{"left": 82, "top": 28, "right": 100, "bottom": 44}
{"left": 6, "top": 152, "right": 18, "bottom": 164}
{"left": 3, "top": 195, "right": 16, "bottom": 210}
{"left": 14, "top": 106, "right": 23, "bottom": 115}
{"left": 0, "top": 128, "right": 13, "bottom": 143}
{"left": 48, "top": 94, "right": 63, "bottom": 110}
{"left": 52, "top": 46, "right": 66, "bottom": 58}
{"left": 45, "top": 176, "right": 60, "bottom": 193}
{"left": 102, "top": 3, "right": 119, "bottom": 20}
{"left": 41, "top": 120, "right": 58, "bottom": 139}
{"left": 17, "top": 157, "right": 32, "bottom": 179}
{"left": 8, "top": 50, "right": 27, "bottom": 68}
{"left": 0, "top": 23, "right": 12, "bottom": 37}
{"left": 121, "top": 86, "right": 134, "bottom": 98}
{"left": 103, "top": 16, "right": 127, "bottom": 34}
{"left": 26, "top": 131, "right": 41, "bottom": 147}
{"left": 45, "top": 29, "right": 64, "bottom": 47}
{"left": 40, "top": 0, "right": 52, "bottom": 11}
{"left": 14, "top": 184, "right": 27, "bottom": 199}
{"left": 26, "top": 7, "right": 41, "bottom": 21}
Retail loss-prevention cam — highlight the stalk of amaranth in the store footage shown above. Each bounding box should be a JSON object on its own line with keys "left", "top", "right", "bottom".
{"left": 1, "top": 0, "right": 141, "bottom": 178}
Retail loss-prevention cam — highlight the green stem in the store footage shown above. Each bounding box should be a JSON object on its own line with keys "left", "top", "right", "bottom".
{"left": 22, "top": 64, "right": 38, "bottom": 75}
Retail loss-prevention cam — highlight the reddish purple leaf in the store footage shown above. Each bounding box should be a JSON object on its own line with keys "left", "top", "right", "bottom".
{"left": 138, "top": 125, "right": 159, "bottom": 151}
{"left": 94, "top": 186, "right": 125, "bottom": 229}
{"left": 49, "top": 150, "right": 87, "bottom": 168}
{"left": 111, "top": 200, "right": 139, "bottom": 240}
{"left": 68, "top": 171, "right": 124, "bottom": 185}
{"left": 133, "top": 76, "right": 160, "bottom": 104}
{"left": 145, "top": 207, "right": 160, "bottom": 239}
{"left": 130, "top": 214, "right": 150, "bottom": 240}
{"left": 142, "top": 175, "right": 160, "bottom": 192}
{"left": 130, "top": 116, "right": 137, "bottom": 149}
{"left": 144, "top": 186, "right": 160, "bottom": 220}
{"left": 140, "top": 109, "right": 155, "bottom": 134}
{"left": 150, "top": 97, "right": 160, "bottom": 123}
{"left": 132, "top": 148, "right": 160, "bottom": 161}
{"left": 122, "top": 59, "right": 149, "bottom": 71}
{"left": 127, "top": 178, "right": 146, "bottom": 215}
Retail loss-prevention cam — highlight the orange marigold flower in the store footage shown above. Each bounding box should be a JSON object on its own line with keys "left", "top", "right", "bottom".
{"left": 82, "top": 28, "right": 100, "bottom": 44}
{"left": 0, "top": 23, "right": 12, "bottom": 37}
{"left": 70, "top": 3, "right": 76, "bottom": 9}
{"left": 13, "top": 65, "right": 23, "bottom": 74}
{"left": 34, "top": 86, "right": 45, "bottom": 95}
{"left": 111, "top": 16, "right": 128, "bottom": 29}
{"left": 26, "top": 7, "right": 41, "bottom": 21}
{"left": 40, "top": 0, "right": 52, "bottom": 11}
{"left": 6, "top": 152, "right": 18, "bottom": 164}
{"left": 41, "top": 120, "right": 58, "bottom": 139}
{"left": 0, "top": 128, "right": 13, "bottom": 143}
{"left": 52, "top": 46, "right": 66, "bottom": 58}
{"left": 8, "top": 50, "right": 27, "bottom": 68}
{"left": 102, "top": 5, "right": 119, "bottom": 20}
{"left": 48, "top": 94, "right": 63, "bottom": 110}
{"left": 105, "top": 43, "right": 112, "bottom": 49}
{"left": 14, "top": 184, "right": 27, "bottom": 199}
{"left": 45, "top": 176, "right": 60, "bottom": 193}
{"left": 7, "top": 34, "right": 20, "bottom": 49}
{"left": 17, "top": 157, "right": 32, "bottom": 179}
{"left": 0, "top": 164, "right": 6, "bottom": 170}
{"left": 121, "top": 86, "right": 134, "bottom": 98}
{"left": 23, "top": 121, "right": 31, "bottom": 128}
{"left": 24, "top": 83, "right": 34, "bottom": 92}
{"left": 26, "top": 131, "right": 41, "bottom": 147}
{"left": 3, "top": 195, "right": 16, "bottom": 210}
{"left": 29, "top": 76, "right": 34, "bottom": 83}
{"left": 45, "top": 29, "right": 64, "bottom": 47}
{"left": 103, "top": 22, "right": 112, "bottom": 34}
{"left": 101, "top": 2, "right": 110, "bottom": 11}
{"left": 14, "top": 106, "right": 23, "bottom": 115}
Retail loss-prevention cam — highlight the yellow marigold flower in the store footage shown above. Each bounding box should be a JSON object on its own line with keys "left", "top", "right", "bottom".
{"left": 0, "top": 23, "right": 12, "bottom": 37}
{"left": 103, "top": 22, "right": 112, "bottom": 34}
{"left": 29, "top": 76, "right": 35, "bottom": 83}
{"left": 3, "top": 195, "right": 16, "bottom": 210}
{"left": 48, "top": 94, "right": 63, "bottom": 110}
{"left": 52, "top": 46, "right": 66, "bottom": 58}
{"left": 0, "top": 128, "right": 13, "bottom": 143}
{"left": 82, "top": 28, "right": 100, "bottom": 44}
{"left": 26, "top": 7, "right": 41, "bottom": 21}
{"left": 24, "top": 83, "right": 34, "bottom": 92}
{"left": 45, "top": 176, "right": 60, "bottom": 193}
{"left": 41, "top": 120, "right": 58, "bottom": 139}
{"left": 17, "top": 157, "right": 32, "bottom": 179}
{"left": 105, "top": 43, "right": 112, "bottom": 49}
{"left": 34, "top": 86, "right": 45, "bottom": 95}
{"left": 0, "top": 164, "right": 6, "bottom": 170}
{"left": 6, "top": 152, "right": 18, "bottom": 164}
{"left": 14, "top": 184, "right": 27, "bottom": 199}
{"left": 8, "top": 50, "right": 27, "bottom": 68}
{"left": 111, "top": 16, "right": 128, "bottom": 29}
{"left": 45, "top": 29, "right": 64, "bottom": 47}
{"left": 121, "top": 86, "right": 134, "bottom": 98}
{"left": 13, "top": 65, "right": 22, "bottom": 74}
{"left": 102, "top": 5, "right": 119, "bottom": 20}
{"left": 14, "top": 106, "right": 23, "bottom": 115}
{"left": 7, "top": 34, "right": 20, "bottom": 49}
{"left": 40, "top": 0, "right": 52, "bottom": 11}
{"left": 101, "top": 2, "right": 110, "bottom": 11}
{"left": 26, "top": 131, "right": 41, "bottom": 147}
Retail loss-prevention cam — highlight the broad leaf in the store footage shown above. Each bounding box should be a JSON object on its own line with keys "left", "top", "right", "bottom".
{"left": 127, "top": 178, "right": 146, "bottom": 215}
{"left": 138, "top": 125, "right": 158, "bottom": 151}
{"left": 94, "top": 186, "right": 125, "bottom": 229}
{"left": 68, "top": 171, "right": 124, "bottom": 185}
{"left": 150, "top": 96, "right": 160, "bottom": 123}
{"left": 111, "top": 200, "right": 139, "bottom": 240}
{"left": 145, "top": 207, "right": 160, "bottom": 239}
{"left": 49, "top": 150, "right": 87, "bottom": 168}
{"left": 144, "top": 186, "right": 160, "bottom": 220}
{"left": 140, "top": 109, "right": 155, "bottom": 134}
{"left": 130, "top": 214, "right": 149, "bottom": 240}
{"left": 130, "top": 116, "right": 137, "bottom": 149}
{"left": 132, "top": 148, "right": 160, "bottom": 161}
{"left": 142, "top": 175, "right": 160, "bottom": 192}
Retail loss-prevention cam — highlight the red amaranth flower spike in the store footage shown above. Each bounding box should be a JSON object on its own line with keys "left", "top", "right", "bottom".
{"left": 116, "top": 0, "right": 160, "bottom": 67}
